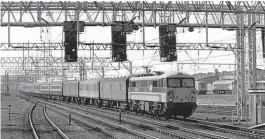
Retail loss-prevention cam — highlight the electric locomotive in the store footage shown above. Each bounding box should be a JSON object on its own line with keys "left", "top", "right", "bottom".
{"left": 129, "top": 71, "right": 197, "bottom": 118}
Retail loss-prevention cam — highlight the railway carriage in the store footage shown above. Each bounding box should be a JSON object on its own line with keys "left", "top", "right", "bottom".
{"left": 129, "top": 72, "right": 197, "bottom": 118}
{"left": 79, "top": 79, "right": 100, "bottom": 105}
{"left": 62, "top": 80, "right": 79, "bottom": 102}
{"left": 212, "top": 80, "right": 234, "bottom": 95}
{"left": 212, "top": 80, "right": 265, "bottom": 95}
{"left": 49, "top": 81, "right": 63, "bottom": 100}
{"left": 33, "top": 83, "right": 41, "bottom": 97}
{"left": 40, "top": 82, "right": 50, "bottom": 99}
{"left": 29, "top": 84, "right": 35, "bottom": 94}
{"left": 99, "top": 77, "right": 130, "bottom": 107}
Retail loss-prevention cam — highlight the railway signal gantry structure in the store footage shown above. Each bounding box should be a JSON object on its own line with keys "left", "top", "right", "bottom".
{"left": 2, "top": 1, "right": 265, "bottom": 122}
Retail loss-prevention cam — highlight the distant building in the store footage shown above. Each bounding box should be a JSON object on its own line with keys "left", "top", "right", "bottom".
{"left": 193, "top": 68, "right": 265, "bottom": 92}
{"left": 193, "top": 69, "right": 219, "bottom": 91}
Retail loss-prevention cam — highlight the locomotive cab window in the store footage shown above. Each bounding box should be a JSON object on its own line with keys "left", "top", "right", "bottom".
{"left": 182, "top": 78, "right": 194, "bottom": 87}
{"left": 167, "top": 78, "right": 195, "bottom": 88}
{"left": 167, "top": 78, "right": 181, "bottom": 88}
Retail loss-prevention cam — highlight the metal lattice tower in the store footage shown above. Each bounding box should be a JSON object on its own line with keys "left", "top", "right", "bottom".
{"left": 236, "top": 10, "right": 245, "bottom": 122}
{"left": 247, "top": 7, "right": 257, "bottom": 121}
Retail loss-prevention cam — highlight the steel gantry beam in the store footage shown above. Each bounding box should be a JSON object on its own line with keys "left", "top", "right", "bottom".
{"left": 0, "top": 56, "right": 110, "bottom": 69}
{"left": 0, "top": 57, "right": 134, "bottom": 79}
{"left": 0, "top": 42, "right": 237, "bottom": 51}
{"left": 1, "top": 1, "right": 265, "bottom": 28}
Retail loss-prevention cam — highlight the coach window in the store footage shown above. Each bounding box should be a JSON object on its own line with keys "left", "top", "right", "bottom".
{"left": 159, "top": 79, "right": 163, "bottom": 87}
{"left": 136, "top": 81, "right": 140, "bottom": 87}
{"left": 132, "top": 82, "right": 136, "bottom": 87}
{"left": 153, "top": 81, "right": 158, "bottom": 87}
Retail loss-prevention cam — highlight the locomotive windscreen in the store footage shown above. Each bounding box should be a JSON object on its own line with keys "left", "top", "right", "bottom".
{"left": 167, "top": 78, "right": 194, "bottom": 88}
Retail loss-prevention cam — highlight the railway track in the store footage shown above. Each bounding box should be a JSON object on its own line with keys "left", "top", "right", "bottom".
{"left": 55, "top": 99, "right": 264, "bottom": 139}
{"left": 194, "top": 105, "right": 249, "bottom": 117}
{"left": 25, "top": 95, "right": 265, "bottom": 139}
{"left": 171, "top": 118, "right": 265, "bottom": 139}
{"left": 26, "top": 97, "right": 160, "bottom": 139}
{"left": 28, "top": 104, "right": 39, "bottom": 139}
{"left": 50, "top": 107, "right": 146, "bottom": 139}
{"left": 28, "top": 104, "right": 69, "bottom": 139}
{"left": 56, "top": 100, "right": 232, "bottom": 139}
{"left": 46, "top": 100, "right": 200, "bottom": 139}
{"left": 29, "top": 96, "right": 240, "bottom": 139}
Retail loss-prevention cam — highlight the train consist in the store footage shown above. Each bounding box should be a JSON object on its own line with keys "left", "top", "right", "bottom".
{"left": 196, "top": 80, "right": 265, "bottom": 95}
{"left": 19, "top": 71, "right": 197, "bottom": 118}
{"left": 212, "top": 80, "right": 235, "bottom": 95}
{"left": 212, "top": 80, "right": 265, "bottom": 95}
{"left": 195, "top": 81, "right": 207, "bottom": 95}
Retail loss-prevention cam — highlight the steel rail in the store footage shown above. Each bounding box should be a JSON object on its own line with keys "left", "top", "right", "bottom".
{"left": 53, "top": 99, "right": 232, "bottom": 139}
{"left": 23, "top": 95, "right": 159, "bottom": 139}
{"left": 21, "top": 95, "right": 126, "bottom": 139}
{"left": 48, "top": 108, "right": 129, "bottom": 139}
{"left": 28, "top": 104, "right": 39, "bottom": 139}
{"left": 31, "top": 96, "right": 231, "bottom": 139}
{"left": 171, "top": 118, "right": 265, "bottom": 139}
{"left": 43, "top": 108, "right": 70, "bottom": 139}
{"left": 53, "top": 105, "right": 160, "bottom": 139}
